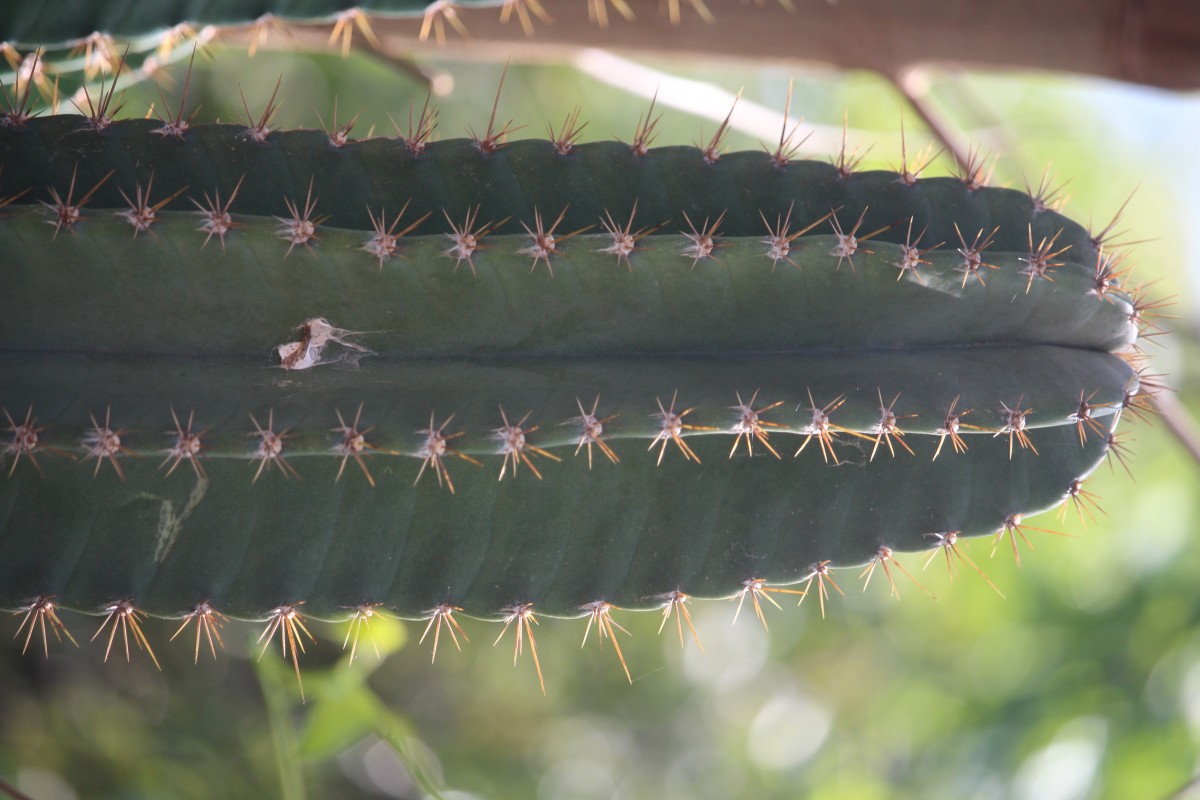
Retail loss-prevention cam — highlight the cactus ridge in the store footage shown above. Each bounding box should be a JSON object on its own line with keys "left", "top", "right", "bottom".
{"left": 0, "top": 210, "right": 1137, "bottom": 358}
{"left": 1, "top": 346, "right": 1134, "bottom": 455}
{"left": 0, "top": 420, "right": 1115, "bottom": 619}
{"left": 0, "top": 117, "right": 1104, "bottom": 261}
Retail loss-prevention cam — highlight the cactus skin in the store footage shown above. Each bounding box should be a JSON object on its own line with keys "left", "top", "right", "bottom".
{"left": 0, "top": 114, "right": 1143, "bottom": 630}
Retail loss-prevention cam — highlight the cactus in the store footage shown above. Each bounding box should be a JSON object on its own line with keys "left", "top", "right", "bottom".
{"left": 0, "top": 57, "right": 1155, "bottom": 685}
{"left": 0, "top": 3, "right": 1191, "bottom": 799}
{"left": 0, "top": 6, "right": 1166, "bottom": 712}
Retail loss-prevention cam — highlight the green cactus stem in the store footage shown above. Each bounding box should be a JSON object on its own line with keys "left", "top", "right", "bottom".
{"left": 0, "top": 112, "right": 1148, "bottom": 664}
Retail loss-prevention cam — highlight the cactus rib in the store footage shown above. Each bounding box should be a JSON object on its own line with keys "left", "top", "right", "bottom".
{"left": 0, "top": 117, "right": 1105, "bottom": 259}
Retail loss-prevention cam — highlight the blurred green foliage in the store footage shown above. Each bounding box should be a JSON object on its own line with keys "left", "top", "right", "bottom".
{"left": 1, "top": 45, "right": 1197, "bottom": 800}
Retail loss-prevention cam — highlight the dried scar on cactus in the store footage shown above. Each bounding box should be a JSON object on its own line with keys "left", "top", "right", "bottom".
{"left": 275, "top": 318, "right": 372, "bottom": 370}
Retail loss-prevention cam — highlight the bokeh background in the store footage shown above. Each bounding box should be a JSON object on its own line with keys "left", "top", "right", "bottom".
{"left": 2, "top": 8, "right": 1199, "bottom": 799}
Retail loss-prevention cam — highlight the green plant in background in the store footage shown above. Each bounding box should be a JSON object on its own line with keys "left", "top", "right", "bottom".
{"left": 0, "top": 4, "right": 1194, "bottom": 800}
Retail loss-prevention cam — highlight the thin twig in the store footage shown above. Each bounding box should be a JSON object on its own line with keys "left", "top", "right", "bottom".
{"left": 889, "top": 67, "right": 971, "bottom": 172}
{"left": 0, "top": 777, "right": 35, "bottom": 800}
{"left": 1161, "top": 770, "right": 1200, "bottom": 800}
{"left": 1153, "top": 392, "right": 1200, "bottom": 468}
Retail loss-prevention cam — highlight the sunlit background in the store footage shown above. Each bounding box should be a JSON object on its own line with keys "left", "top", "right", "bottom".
{"left": 1, "top": 16, "right": 1199, "bottom": 800}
